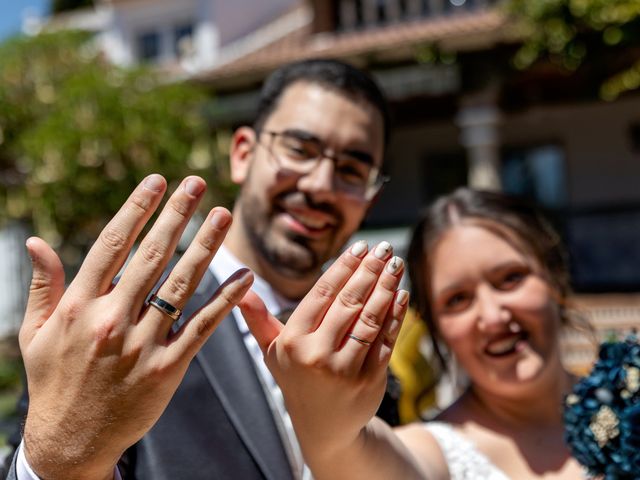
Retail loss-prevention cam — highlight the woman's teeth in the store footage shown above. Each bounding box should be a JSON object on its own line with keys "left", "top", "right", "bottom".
{"left": 486, "top": 333, "right": 526, "bottom": 356}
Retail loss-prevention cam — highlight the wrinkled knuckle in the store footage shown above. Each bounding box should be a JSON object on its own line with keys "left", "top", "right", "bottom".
{"left": 169, "top": 198, "right": 191, "bottom": 219}
{"left": 381, "top": 331, "right": 396, "bottom": 349}
{"left": 358, "top": 309, "right": 383, "bottom": 331}
{"left": 379, "top": 275, "right": 399, "bottom": 292}
{"left": 58, "top": 298, "right": 84, "bottom": 321}
{"left": 128, "top": 191, "right": 152, "bottom": 215}
{"left": 29, "top": 270, "right": 50, "bottom": 292}
{"left": 195, "top": 315, "right": 215, "bottom": 338}
{"left": 338, "top": 289, "right": 364, "bottom": 311}
{"left": 99, "top": 227, "right": 128, "bottom": 254}
{"left": 138, "top": 239, "right": 166, "bottom": 265}
{"left": 197, "top": 234, "right": 217, "bottom": 254}
{"left": 363, "top": 259, "right": 382, "bottom": 276}
{"left": 307, "top": 352, "right": 330, "bottom": 371}
{"left": 312, "top": 280, "right": 335, "bottom": 302}
{"left": 164, "top": 274, "right": 191, "bottom": 299}
{"left": 93, "top": 314, "right": 125, "bottom": 345}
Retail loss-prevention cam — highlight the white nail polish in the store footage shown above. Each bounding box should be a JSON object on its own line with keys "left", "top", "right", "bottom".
{"left": 350, "top": 240, "right": 368, "bottom": 258}
{"left": 386, "top": 256, "right": 403, "bottom": 274}
{"left": 396, "top": 290, "right": 409, "bottom": 306}
{"left": 374, "top": 241, "right": 392, "bottom": 260}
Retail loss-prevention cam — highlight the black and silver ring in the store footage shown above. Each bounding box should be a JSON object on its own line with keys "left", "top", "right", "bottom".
{"left": 148, "top": 294, "right": 182, "bottom": 322}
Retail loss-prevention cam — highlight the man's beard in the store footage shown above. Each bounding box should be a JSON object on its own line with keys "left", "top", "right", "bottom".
{"left": 240, "top": 189, "right": 343, "bottom": 279}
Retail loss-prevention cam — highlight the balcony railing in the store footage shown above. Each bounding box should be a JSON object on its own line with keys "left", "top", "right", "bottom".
{"left": 336, "top": 0, "right": 498, "bottom": 31}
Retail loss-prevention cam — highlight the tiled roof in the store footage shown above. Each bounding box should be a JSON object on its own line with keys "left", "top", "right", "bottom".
{"left": 198, "top": 8, "right": 509, "bottom": 85}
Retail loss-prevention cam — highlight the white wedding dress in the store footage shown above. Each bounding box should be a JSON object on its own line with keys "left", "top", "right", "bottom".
{"left": 424, "top": 422, "right": 510, "bottom": 480}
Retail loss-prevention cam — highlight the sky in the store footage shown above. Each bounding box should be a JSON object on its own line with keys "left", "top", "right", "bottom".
{"left": 0, "top": 0, "right": 49, "bottom": 41}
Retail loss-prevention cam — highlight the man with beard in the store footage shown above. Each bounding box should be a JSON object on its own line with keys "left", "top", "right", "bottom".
{"left": 8, "top": 58, "right": 400, "bottom": 480}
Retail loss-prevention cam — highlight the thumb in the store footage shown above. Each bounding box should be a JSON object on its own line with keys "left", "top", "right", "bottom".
{"left": 239, "top": 290, "right": 283, "bottom": 354}
{"left": 22, "top": 237, "right": 65, "bottom": 341}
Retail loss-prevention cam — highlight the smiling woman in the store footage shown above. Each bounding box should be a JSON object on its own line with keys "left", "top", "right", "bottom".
{"left": 255, "top": 187, "right": 593, "bottom": 480}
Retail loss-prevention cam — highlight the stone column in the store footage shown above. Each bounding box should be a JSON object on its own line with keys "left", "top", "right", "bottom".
{"left": 456, "top": 98, "right": 502, "bottom": 190}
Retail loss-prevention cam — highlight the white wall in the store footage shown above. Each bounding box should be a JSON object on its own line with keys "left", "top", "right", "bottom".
{"left": 101, "top": 0, "right": 219, "bottom": 70}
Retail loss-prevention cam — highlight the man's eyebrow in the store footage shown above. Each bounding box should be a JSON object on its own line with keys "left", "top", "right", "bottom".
{"left": 281, "top": 128, "right": 320, "bottom": 142}
{"left": 281, "top": 128, "right": 376, "bottom": 166}
{"left": 342, "top": 149, "right": 374, "bottom": 166}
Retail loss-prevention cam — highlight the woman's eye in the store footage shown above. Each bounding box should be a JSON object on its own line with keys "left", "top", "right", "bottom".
{"left": 498, "top": 270, "right": 526, "bottom": 290}
{"left": 444, "top": 292, "right": 472, "bottom": 312}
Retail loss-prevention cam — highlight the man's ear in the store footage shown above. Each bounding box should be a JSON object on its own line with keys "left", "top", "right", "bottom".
{"left": 229, "top": 126, "right": 257, "bottom": 185}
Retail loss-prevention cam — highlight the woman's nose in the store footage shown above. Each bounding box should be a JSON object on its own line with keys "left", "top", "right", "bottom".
{"left": 476, "top": 286, "right": 510, "bottom": 331}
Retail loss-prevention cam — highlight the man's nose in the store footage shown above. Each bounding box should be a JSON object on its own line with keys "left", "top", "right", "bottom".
{"left": 297, "top": 157, "right": 336, "bottom": 200}
{"left": 476, "top": 286, "right": 510, "bottom": 331}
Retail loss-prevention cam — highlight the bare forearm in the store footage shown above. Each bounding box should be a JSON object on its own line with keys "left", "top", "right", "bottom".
{"left": 301, "top": 417, "right": 424, "bottom": 480}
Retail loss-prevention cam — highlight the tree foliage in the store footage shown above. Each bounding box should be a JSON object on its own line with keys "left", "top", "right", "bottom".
{"left": 0, "top": 31, "right": 236, "bottom": 266}
{"left": 506, "top": 0, "right": 640, "bottom": 99}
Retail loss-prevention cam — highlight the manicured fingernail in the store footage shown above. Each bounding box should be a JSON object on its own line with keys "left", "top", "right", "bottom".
{"left": 184, "top": 178, "right": 204, "bottom": 197}
{"left": 237, "top": 268, "right": 254, "bottom": 287}
{"left": 210, "top": 210, "right": 230, "bottom": 229}
{"left": 350, "top": 240, "right": 368, "bottom": 258}
{"left": 396, "top": 289, "right": 409, "bottom": 306}
{"left": 374, "top": 241, "right": 392, "bottom": 260}
{"left": 386, "top": 256, "right": 403, "bottom": 274}
{"left": 143, "top": 174, "right": 164, "bottom": 192}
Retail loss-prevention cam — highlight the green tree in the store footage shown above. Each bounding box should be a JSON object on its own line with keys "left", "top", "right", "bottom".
{"left": 506, "top": 0, "right": 640, "bottom": 100}
{"left": 0, "top": 31, "right": 235, "bottom": 267}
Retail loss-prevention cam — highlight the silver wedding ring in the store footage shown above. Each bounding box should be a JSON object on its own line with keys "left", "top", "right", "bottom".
{"left": 148, "top": 294, "right": 182, "bottom": 322}
{"left": 348, "top": 333, "right": 371, "bottom": 346}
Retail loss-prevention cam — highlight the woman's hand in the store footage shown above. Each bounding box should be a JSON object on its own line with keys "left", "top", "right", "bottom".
{"left": 241, "top": 241, "right": 408, "bottom": 461}
{"left": 20, "top": 174, "right": 253, "bottom": 480}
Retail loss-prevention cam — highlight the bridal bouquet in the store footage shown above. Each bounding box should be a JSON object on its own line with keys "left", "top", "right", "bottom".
{"left": 564, "top": 334, "right": 640, "bottom": 479}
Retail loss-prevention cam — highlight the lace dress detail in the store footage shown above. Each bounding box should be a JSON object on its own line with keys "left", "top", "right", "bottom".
{"left": 424, "top": 422, "right": 510, "bottom": 480}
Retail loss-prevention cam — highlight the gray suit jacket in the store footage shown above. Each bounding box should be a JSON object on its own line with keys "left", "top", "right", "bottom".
{"left": 5, "top": 268, "right": 399, "bottom": 479}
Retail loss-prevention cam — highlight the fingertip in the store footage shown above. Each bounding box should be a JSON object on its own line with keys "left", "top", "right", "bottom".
{"left": 142, "top": 173, "right": 166, "bottom": 193}
{"left": 235, "top": 268, "right": 254, "bottom": 289}
{"left": 395, "top": 289, "right": 409, "bottom": 306}
{"left": 209, "top": 207, "right": 232, "bottom": 230}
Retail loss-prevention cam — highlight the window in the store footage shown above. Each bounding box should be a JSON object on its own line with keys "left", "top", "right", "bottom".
{"left": 174, "top": 23, "right": 194, "bottom": 58}
{"left": 137, "top": 30, "right": 160, "bottom": 62}
{"left": 501, "top": 144, "right": 567, "bottom": 209}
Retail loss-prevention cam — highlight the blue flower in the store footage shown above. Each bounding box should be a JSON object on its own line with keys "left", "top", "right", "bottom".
{"left": 564, "top": 336, "right": 640, "bottom": 479}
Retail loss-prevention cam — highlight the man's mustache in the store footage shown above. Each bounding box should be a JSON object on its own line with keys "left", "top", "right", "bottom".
{"left": 277, "top": 191, "right": 343, "bottom": 224}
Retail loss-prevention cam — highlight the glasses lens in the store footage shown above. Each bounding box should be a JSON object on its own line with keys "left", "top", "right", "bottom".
{"left": 264, "top": 131, "right": 385, "bottom": 201}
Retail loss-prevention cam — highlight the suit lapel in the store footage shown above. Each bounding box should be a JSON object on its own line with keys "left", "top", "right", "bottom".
{"left": 184, "top": 270, "right": 294, "bottom": 480}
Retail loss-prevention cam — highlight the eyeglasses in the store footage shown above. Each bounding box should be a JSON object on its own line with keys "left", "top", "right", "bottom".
{"left": 256, "top": 129, "right": 389, "bottom": 201}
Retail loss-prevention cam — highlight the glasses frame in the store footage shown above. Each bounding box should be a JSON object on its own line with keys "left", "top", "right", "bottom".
{"left": 256, "top": 129, "right": 389, "bottom": 201}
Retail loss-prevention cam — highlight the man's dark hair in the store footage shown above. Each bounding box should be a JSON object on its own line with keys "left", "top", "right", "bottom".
{"left": 253, "top": 58, "right": 391, "bottom": 146}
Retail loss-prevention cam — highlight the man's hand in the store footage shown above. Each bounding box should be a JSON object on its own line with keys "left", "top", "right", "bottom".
{"left": 20, "top": 174, "right": 253, "bottom": 480}
{"left": 240, "top": 241, "right": 408, "bottom": 469}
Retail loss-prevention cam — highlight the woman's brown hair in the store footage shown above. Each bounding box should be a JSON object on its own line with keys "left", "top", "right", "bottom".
{"left": 406, "top": 188, "right": 574, "bottom": 378}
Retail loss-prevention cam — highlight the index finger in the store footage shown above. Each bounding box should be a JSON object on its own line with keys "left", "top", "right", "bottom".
{"left": 286, "top": 240, "right": 368, "bottom": 335}
{"left": 67, "top": 174, "right": 166, "bottom": 299}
